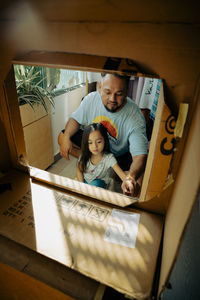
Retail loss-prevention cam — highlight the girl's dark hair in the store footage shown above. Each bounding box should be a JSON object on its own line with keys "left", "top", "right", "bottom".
{"left": 79, "top": 123, "right": 110, "bottom": 173}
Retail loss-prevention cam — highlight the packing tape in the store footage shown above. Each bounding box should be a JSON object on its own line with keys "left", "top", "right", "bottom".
{"left": 163, "top": 173, "right": 174, "bottom": 190}
{"left": 174, "top": 103, "right": 189, "bottom": 138}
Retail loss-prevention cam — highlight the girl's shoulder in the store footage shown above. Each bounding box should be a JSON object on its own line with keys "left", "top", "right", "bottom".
{"left": 103, "top": 152, "right": 115, "bottom": 160}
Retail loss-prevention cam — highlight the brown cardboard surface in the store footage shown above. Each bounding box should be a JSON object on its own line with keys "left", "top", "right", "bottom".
{"left": 0, "top": 234, "right": 104, "bottom": 300}
{"left": 140, "top": 84, "right": 176, "bottom": 203}
{"left": 2, "top": 68, "right": 27, "bottom": 170}
{"left": 23, "top": 114, "right": 54, "bottom": 170}
{"left": 1, "top": 2, "right": 200, "bottom": 297}
{"left": 19, "top": 102, "right": 49, "bottom": 127}
{"left": 1, "top": 1, "right": 199, "bottom": 23}
{"left": 30, "top": 167, "right": 139, "bottom": 207}
{"left": 0, "top": 169, "right": 163, "bottom": 299}
{"left": 158, "top": 95, "right": 200, "bottom": 296}
{"left": 13, "top": 51, "right": 140, "bottom": 76}
{"left": 0, "top": 261, "right": 75, "bottom": 300}
{"left": 174, "top": 103, "right": 189, "bottom": 138}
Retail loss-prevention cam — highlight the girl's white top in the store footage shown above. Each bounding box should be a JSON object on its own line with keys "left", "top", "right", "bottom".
{"left": 83, "top": 152, "right": 117, "bottom": 184}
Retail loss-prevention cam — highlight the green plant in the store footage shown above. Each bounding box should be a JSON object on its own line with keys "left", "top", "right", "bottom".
{"left": 14, "top": 65, "right": 56, "bottom": 113}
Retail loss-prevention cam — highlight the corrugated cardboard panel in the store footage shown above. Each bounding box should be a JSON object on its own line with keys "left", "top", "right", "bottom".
{"left": 19, "top": 102, "right": 48, "bottom": 127}
{"left": 23, "top": 114, "right": 54, "bottom": 170}
{"left": 1, "top": 1, "right": 199, "bottom": 23}
{"left": 140, "top": 84, "right": 175, "bottom": 202}
{"left": 13, "top": 51, "right": 140, "bottom": 76}
{"left": 2, "top": 67, "right": 27, "bottom": 170}
{"left": 0, "top": 234, "right": 104, "bottom": 300}
{"left": 30, "top": 167, "right": 139, "bottom": 207}
{"left": 158, "top": 96, "right": 200, "bottom": 296}
{"left": 0, "top": 262, "right": 75, "bottom": 300}
{"left": 0, "top": 170, "right": 163, "bottom": 299}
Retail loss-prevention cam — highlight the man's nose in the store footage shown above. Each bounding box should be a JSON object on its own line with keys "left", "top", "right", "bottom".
{"left": 109, "top": 94, "right": 116, "bottom": 102}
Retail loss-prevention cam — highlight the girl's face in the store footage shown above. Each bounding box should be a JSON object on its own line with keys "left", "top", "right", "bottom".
{"left": 88, "top": 130, "right": 105, "bottom": 156}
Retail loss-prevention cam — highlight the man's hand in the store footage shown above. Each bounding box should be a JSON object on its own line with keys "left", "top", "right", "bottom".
{"left": 58, "top": 118, "right": 80, "bottom": 160}
{"left": 121, "top": 154, "right": 147, "bottom": 196}
{"left": 58, "top": 132, "right": 72, "bottom": 160}
{"left": 121, "top": 175, "right": 140, "bottom": 197}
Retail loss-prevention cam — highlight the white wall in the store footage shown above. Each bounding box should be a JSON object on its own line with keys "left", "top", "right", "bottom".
{"left": 50, "top": 85, "right": 86, "bottom": 156}
{"left": 87, "top": 72, "right": 101, "bottom": 83}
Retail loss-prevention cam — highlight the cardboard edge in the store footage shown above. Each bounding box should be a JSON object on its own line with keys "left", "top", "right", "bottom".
{"left": 5, "top": 51, "right": 174, "bottom": 211}
{"left": 29, "top": 167, "right": 139, "bottom": 207}
{"left": 157, "top": 87, "right": 200, "bottom": 297}
{"left": 139, "top": 83, "right": 165, "bottom": 202}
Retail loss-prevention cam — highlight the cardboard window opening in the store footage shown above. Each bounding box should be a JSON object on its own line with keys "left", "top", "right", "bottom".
{"left": 7, "top": 51, "right": 176, "bottom": 211}
{"left": 1, "top": 51, "right": 184, "bottom": 299}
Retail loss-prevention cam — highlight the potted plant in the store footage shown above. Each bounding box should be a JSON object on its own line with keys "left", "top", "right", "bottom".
{"left": 14, "top": 65, "right": 56, "bottom": 109}
{"left": 14, "top": 65, "right": 60, "bottom": 170}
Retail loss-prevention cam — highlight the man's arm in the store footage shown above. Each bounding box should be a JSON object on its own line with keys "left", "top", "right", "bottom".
{"left": 58, "top": 118, "right": 80, "bottom": 160}
{"left": 121, "top": 154, "right": 147, "bottom": 196}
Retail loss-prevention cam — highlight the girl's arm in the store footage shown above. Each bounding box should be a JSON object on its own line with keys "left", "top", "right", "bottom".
{"left": 76, "top": 162, "right": 84, "bottom": 182}
{"left": 112, "top": 163, "right": 126, "bottom": 182}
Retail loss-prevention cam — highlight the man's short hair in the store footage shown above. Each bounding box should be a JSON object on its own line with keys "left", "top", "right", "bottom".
{"left": 101, "top": 72, "right": 130, "bottom": 88}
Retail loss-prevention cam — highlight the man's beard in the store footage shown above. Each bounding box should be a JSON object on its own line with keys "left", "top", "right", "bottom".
{"left": 104, "top": 105, "right": 120, "bottom": 113}
{"left": 103, "top": 98, "right": 126, "bottom": 113}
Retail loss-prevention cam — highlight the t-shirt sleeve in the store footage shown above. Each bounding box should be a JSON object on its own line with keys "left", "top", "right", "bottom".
{"left": 129, "top": 126, "right": 148, "bottom": 156}
{"left": 70, "top": 93, "right": 91, "bottom": 125}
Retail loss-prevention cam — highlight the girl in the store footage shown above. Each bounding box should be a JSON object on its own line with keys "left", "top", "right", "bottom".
{"left": 76, "top": 123, "right": 126, "bottom": 188}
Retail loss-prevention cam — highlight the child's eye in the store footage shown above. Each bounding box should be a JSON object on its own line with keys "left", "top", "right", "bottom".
{"left": 88, "top": 142, "right": 92, "bottom": 145}
{"left": 97, "top": 141, "right": 102, "bottom": 144}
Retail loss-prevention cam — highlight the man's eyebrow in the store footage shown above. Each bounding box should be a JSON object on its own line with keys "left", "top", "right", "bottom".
{"left": 104, "top": 88, "right": 124, "bottom": 92}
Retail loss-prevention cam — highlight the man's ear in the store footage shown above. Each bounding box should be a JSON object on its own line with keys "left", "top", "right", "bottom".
{"left": 97, "top": 81, "right": 102, "bottom": 93}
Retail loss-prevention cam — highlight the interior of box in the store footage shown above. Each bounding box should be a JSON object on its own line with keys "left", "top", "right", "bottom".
{"left": 1, "top": 49, "right": 196, "bottom": 299}
{"left": 0, "top": 5, "right": 199, "bottom": 297}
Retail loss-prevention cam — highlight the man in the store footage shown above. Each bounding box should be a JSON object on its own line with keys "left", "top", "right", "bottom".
{"left": 58, "top": 73, "right": 148, "bottom": 196}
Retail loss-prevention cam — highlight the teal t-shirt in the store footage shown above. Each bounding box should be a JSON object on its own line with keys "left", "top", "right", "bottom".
{"left": 71, "top": 92, "right": 148, "bottom": 157}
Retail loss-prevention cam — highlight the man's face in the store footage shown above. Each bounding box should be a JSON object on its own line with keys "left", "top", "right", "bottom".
{"left": 99, "top": 74, "right": 128, "bottom": 113}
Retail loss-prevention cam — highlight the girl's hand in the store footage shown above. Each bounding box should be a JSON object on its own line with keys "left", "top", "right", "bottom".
{"left": 121, "top": 175, "right": 139, "bottom": 197}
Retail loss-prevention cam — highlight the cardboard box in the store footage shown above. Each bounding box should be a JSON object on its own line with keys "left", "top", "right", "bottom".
{"left": 0, "top": 51, "right": 172, "bottom": 300}
{"left": 0, "top": 47, "right": 199, "bottom": 299}
{"left": 0, "top": 170, "right": 163, "bottom": 299}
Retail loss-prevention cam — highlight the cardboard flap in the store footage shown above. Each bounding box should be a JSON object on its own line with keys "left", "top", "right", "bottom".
{"left": 140, "top": 83, "right": 176, "bottom": 203}
{"left": 13, "top": 51, "right": 140, "bottom": 76}
{"left": 0, "top": 169, "right": 163, "bottom": 299}
{"left": 158, "top": 97, "right": 200, "bottom": 296}
{"left": 29, "top": 167, "right": 139, "bottom": 207}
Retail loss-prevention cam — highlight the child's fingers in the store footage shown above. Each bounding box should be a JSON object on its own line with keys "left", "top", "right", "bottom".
{"left": 122, "top": 180, "right": 135, "bottom": 196}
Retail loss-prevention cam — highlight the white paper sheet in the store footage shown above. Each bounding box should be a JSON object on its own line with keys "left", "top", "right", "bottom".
{"left": 104, "top": 209, "right": 140, "bottom": 248}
